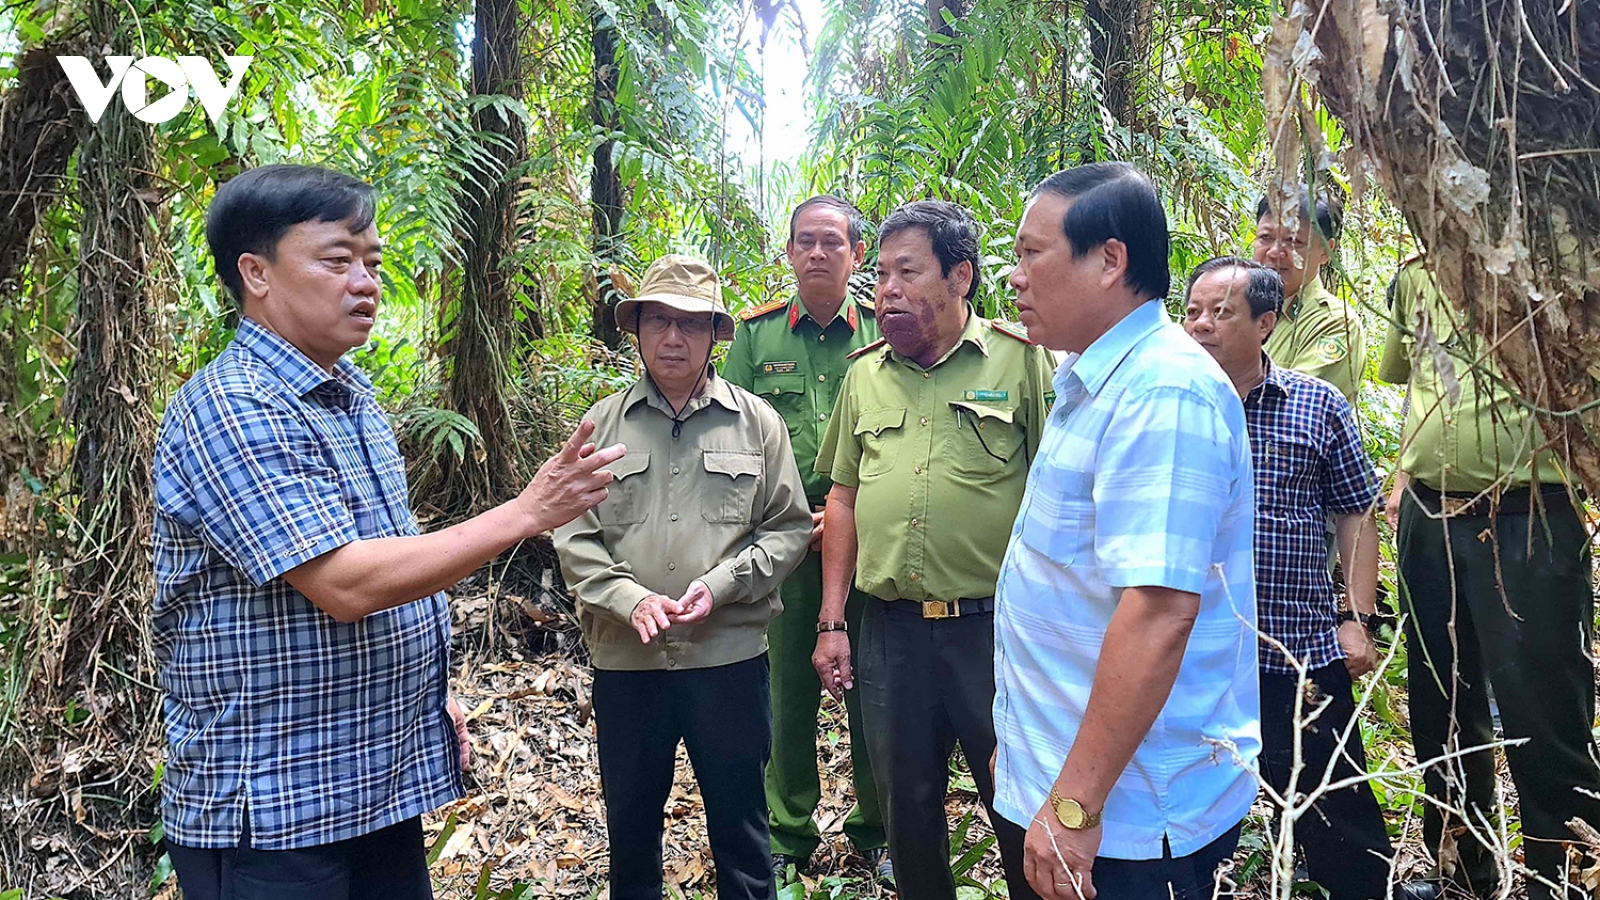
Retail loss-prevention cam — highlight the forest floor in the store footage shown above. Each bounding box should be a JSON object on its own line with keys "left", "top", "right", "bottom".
{"left": 331, "top": 579, "right": 1471, "bottom": 900}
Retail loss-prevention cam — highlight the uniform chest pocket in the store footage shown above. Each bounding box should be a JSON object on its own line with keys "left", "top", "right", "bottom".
{"left": 754, "top": 372, "right": 807, "bottom": 412}
{"left": 702, "top": 450, "right": 763, "bottom": 524}
{"left": 597, "top": 450, "right": 651, "bottom": 526}
{"left": 854, "top": 408, "right": 906, "bottom": 478}
{"left": 948, "top": 401, "right": 1024, "bottom": 477}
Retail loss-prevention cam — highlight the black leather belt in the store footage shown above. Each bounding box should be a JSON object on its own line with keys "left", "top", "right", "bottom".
{"left": 882, "top": 596, "right": 995, "bottom": 619}
{"left": 1410, "top": 481, "right": 1573, "bottom": 518}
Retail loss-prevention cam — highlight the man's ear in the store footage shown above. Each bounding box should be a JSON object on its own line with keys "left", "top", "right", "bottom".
{"left": 1258, "top": 310, "right": 1278, "bottom": 341}
{"left": 237, "top": 252, "right": 271, "bottom": 303}
{"left": 1099, "top": 239, "right": 1129, "bottom": 291}
{"left": 852, "top": 241, "right": 866, "bottom": 267}
{"left": 953, "top": 259, "right": 975, "bottom": 299}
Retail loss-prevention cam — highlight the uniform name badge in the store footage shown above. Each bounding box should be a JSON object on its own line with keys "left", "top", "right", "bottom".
{"left": 762, "top": 361, "right": 799, "bottom": 374}
{"left": 963, "top": 389, "right": 1008, "bottom": 401}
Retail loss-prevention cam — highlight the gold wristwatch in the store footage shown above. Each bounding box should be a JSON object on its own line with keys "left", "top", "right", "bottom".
{"left": 1048, "top": 787, "right": 1102, "bottom": 830}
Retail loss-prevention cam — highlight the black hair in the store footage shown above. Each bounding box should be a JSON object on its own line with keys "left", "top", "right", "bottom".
{"left": 789, "top": 195, "right": 866, "bottom": 247}
{"left": 1184, "top": 256, "right": 1284, "bottom": 319}
{"left": 1254, "top": 189, "right": 1344, "bottom": 242}
{"left": 206, "top": 164, "right": 377, "bottom": 306}
{"left": 877, "top": 200, "right": 981, "bottom": 301}
{"left": 1032, "top": 162, "right": 1171, "bottom": 301}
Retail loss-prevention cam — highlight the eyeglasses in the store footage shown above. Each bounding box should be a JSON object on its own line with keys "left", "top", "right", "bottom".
{"left": 639, "top": 312, "right": 714, "bottom": 337}
{"left": 793, "top": 235, "right": 849, "bottom": 253}
{"left": 1253, "top": 233, "right": 1312, "bottom": 253}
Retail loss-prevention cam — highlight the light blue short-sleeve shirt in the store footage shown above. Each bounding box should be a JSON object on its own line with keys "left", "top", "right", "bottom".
{"left": 992, "top": 299, "right": 1261, "bottom": 860}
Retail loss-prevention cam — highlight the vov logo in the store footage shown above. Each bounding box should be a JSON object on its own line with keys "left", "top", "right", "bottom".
{"left": 57, "top": 56, "right": 253, "bottom": 125}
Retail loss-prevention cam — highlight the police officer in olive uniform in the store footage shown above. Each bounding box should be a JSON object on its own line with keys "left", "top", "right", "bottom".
{"left": 1381, "top": 255, "right": 1600, "bottom": 900}
{"left": 722, "top": 196, "right": 889, "bottom": 885}
{"left": 812, "top": 200, "right": 1055, "bottom": 900}
{"left": 1252, "top": 191, "right": 1366, "bottom": 404}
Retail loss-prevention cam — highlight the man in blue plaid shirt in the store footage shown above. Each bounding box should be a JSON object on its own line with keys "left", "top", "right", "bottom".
{"left": 153, "top": 165, "right": 624, "bottom": 900}
{"left": 1182, "top": 257, "right": 1436, "bottom": 900}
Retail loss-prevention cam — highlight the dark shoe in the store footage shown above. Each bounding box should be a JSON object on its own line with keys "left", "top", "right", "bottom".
{"left": 772, "top": 853, "right": 810, "bottom": 884}
{"left": 863, "top": 847, "right": 895, "bottom": 888}
{"left": 1395, "top": 880, "right": 1445, "bottom": 900}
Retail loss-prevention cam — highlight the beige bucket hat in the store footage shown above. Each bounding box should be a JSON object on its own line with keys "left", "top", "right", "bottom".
{"left": 614, "top": 254, "right": 736, "bottom": 342}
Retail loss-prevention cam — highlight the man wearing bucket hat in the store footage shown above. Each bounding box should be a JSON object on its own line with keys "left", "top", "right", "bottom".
{"left": 555, "top": 254, "right": 813, "bottom": 900}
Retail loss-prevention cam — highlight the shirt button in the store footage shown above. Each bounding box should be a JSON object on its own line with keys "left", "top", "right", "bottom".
{"left": 920, "top": 417, "right": 929, "bottom": 426}
{"left": 773, "top": 388, "right": 782, "bottom": 395}
{"left": 818, "top": 413, "right": 827, "bottom": 421}
{"left": 668, "top": 562, "right": 677, "bottom": 571}
{"left": 910, "top": 518, "right": 919, "bottom": 527}
{"left": 672, "top": 466, "right": 680, "bottom": 474}
{"left": 914, "top": 466, "right": 923, "bottom": 474}
{"left": 909, "top": 573, "right": 920, "bottom": 581}
{"left": 668, "top": 658, "right": 678, "bottom": 668}
{"left": 670, "top": 513, "right": 679, "bottom": 522}
{"left": 818, "top": 334, "right": 827, "bottom": 342}
{"left": 923, "top": 372, "right": 930, "bottom": 379}
{"left": 818, "top": 374, "right": 827, "bottom": 382}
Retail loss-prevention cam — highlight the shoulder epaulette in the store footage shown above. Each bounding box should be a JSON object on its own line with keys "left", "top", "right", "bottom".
{"left": 738, "top": 298, "right": 788, "bottom": 322}
{"left": 988, "top": 320, "right": 1035, "bottom": 345}
{"left": 857, "top": 297, "right": 875, "bottom": 313}
{"left": 847, "top": 337, "right": 889, "bottom": 360}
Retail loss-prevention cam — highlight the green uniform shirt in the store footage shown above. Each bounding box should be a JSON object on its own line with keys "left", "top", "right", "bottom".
{"left": 815, "top": 310, "right": 1057, "bottom": 603}
{"left": 1378, "top": 258, "right": 1563, "bottom": 492}
{"left": 553, "top": 372, "right": 813, "bottom": 671}
{"left": 1264, "top": 273, "right": 1367, "bottom": 404}
{"left": 721, "top": 294, "right": 880, "bottom": 502}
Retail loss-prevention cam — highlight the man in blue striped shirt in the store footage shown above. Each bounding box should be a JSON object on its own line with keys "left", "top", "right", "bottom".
{"left": 992, "top": 164, "right": 1260, "bottom": 900}
{"left": 154, "top": 165, "right": 623, "bottom": 900}
{"left": 1182, "top": 257, "right": 1437, "bottom": 900}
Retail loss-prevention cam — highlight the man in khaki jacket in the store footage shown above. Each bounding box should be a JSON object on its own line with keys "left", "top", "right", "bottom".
{"left": 555, "top": 254, "right": 812, "bottom": 900}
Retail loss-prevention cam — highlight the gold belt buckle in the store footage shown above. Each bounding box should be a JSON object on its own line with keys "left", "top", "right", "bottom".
{"left": 922, "top": 599, "right": 959, "bottom": 619}
{"left": 1440, "top": 495, "right": 1470, "bottom": 515}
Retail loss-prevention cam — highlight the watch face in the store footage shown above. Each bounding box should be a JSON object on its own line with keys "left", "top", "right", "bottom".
{"left": 1054, "top": 798, "right": 1085, "bottom": 829}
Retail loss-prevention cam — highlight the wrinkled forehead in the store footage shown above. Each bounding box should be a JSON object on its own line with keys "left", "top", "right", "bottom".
{"left": 1189, "top": 267, "right": 1253, "bottom": 305}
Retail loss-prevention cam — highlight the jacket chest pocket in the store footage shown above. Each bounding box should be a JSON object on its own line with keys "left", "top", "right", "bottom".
{"left": 754, "top": 373, "right": 808, "bottom": 417}
{"left": 854, "top": 408, "right": 906, "bottom": 478}
{"left": 597, "top": 450, "right": 652, "bottom": 526}
{"left": 948, "top": 401, "right": 1024, "bottom": 477}
{"left": 702, "top": 449, "right": 763, "bottom": 524}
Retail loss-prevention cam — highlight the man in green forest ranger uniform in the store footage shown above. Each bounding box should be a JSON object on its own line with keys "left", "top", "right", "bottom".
{"left": 1381, "top": 254, "right": 1600, "bottom": 900}
{"left": 1252, "top": 190, "right": 1366, "bottom": 404}
{"left": 811, "top": 199, "right": 1056, "bottom": 900}
{"left": 721, "top": 195, "right": 890, "bottom": 886}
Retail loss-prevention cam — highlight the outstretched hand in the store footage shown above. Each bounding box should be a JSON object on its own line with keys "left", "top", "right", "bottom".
{"left": 517, "top": 420, "right": 626, "bottom": 536}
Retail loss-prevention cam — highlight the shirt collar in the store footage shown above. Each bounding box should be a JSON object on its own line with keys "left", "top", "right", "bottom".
{"left": 623, "top": 367, "right": 741, "bottom": 417}
{"left": 1246, "top": 354, "right": 1292, "bottom": 406}
{"left": 1282, "top": 273, "right": 1330, "bottom": 321}
{"left": 235, "top": 317, "right": 370, "bottom": 400}
{"left": 1067, "top": 299, "right": 1168, "bottom": 396}
{"left": 789, "top": 294, "right": 862, "bottom": 333}
{"left": 885, "top": 304, "right": 986, "bottom": 370}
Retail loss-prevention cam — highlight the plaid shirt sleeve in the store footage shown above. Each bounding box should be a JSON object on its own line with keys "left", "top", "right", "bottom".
{"left": 171, "top": 389, "right": 361, "bottom": 587}
{"left": 1320, "top": 391, "right": 1379, "bottom": 515}
{"left": 1092, "top": 385, "right": 1243, "bottom": 594}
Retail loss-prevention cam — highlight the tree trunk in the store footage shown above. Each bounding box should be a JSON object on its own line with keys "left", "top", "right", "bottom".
{"left": 1299, "top": 0, "right": 1600, "bottom": 500}
{"left": 441, "top": 0, "right": 531, "bottom": 511}
{"left": 1, "top": 45, "right": 80, "bottom": 498}
{"left": 590, "top": 4, "right": 625, "bottom": 350}
{"left": 1084, "top": 0, "right": 1155, "bottom": 133}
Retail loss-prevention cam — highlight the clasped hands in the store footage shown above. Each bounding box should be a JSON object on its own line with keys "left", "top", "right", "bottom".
{"left": 630, "top": 580, "right": 714, "bottom": 643}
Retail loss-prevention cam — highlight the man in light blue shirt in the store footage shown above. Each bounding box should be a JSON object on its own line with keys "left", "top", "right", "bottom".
{"left": 992, "top": 163, "right": 1260, "bottom": 900}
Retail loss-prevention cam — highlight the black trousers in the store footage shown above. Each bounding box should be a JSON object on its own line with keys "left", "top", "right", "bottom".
{"left": 592, "top": 655, "right": 774, "bottom": 900}
{"left": 992, "top": 815, "right": 1242, "bottom": 900}
{"left": 166, "top": 816, "right": 431, "bottom": 900}
{"left": 1397, "top": 488, "right": 1600, "bottom": 900}
{"left": 856, "top": 599, "right": 1033, "bottom": 900}
{"left": 1260, "top": 662, "right": 1393, "bottom": 900}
